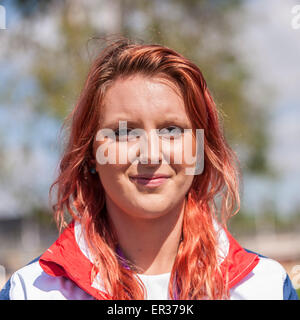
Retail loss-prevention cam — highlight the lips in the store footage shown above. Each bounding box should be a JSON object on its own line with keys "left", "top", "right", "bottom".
{"left": 130, "top": 174, "right": 171, "bottom": 179}
{"left": 129, "top": 174, "right": 170, "bottom": 187}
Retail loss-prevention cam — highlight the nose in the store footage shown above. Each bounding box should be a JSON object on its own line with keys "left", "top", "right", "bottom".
{"left": 137, "top": 129, "right": 162, "bottom": 165}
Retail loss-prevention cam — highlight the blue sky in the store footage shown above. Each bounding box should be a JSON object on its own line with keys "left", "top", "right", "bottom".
{"left": 0, "top": 0, "right": 299, "bottom": 218}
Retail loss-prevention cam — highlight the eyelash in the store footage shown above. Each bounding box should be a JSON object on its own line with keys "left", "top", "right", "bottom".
{"left": 113, "top": 126, "right": 184, "bottom": 138}
{"left": 159, "top": 126, "right": 184, "bottom": 136}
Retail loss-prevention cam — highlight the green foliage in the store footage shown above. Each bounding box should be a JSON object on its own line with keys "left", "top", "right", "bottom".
{"left": 227, "top": 209, "right": 256, "bottom": 237}
{"left": 29, "top": 205, "right": 56, "bottom": 229}
{"left": 228, "top": 206, "right": 300, "bottom": 237}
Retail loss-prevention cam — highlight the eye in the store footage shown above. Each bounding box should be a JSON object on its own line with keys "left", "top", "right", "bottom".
{"left": 114, "top": 128, "right": 142, "bottom": 141}
{"left": 114, "top": 128, "right": 131, "bottom": 136}
{"left": 159, "top": 126, "right": 184, "bottom": 138}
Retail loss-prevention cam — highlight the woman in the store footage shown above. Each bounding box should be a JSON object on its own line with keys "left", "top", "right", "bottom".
{"left": 1, "top": 38, "right": 298, "bottom": 300}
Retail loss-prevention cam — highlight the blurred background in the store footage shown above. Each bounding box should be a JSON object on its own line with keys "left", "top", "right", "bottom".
{"left": 0, "top": 0, "right": 299, "bottom": 296}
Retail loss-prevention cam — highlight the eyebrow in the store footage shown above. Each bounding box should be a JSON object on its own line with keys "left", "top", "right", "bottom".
{"left": 101, "top": 119, "right": 142, "bottom": 128}
{"left": 101, "top": 118, "right": 191, "bottom": 129}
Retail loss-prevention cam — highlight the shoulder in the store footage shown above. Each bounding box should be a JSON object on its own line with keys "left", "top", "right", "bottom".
{"left": 230, "top": 250, "right": 298, "bottom": 300}
{"left": 0, "top": 257, "right": 94, "bottom": 300}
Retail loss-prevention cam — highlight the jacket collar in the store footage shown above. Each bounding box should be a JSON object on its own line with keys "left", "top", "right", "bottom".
{"left": 39, "top": 220, "right": 259, "bottom": 299}
{"left": 39, "top": 221, "right": 111, "bottom": 300}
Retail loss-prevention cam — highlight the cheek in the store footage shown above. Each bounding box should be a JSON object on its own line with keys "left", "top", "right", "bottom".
{"left": 95, "top": 139, "right": 141, "bottom": 166}
{"left": 183, "top": 135, "right": 197, "bottom": 167}
{"left": 96, "top": 164, "right": 117, "bottom": 187}
{"left": 164, "top": 134, "right": 197, "bottom": 170}
{"left": 95, "top": 139, "right": 118, "bottom": 165}
{"left": 94, "top": 140, "right": 127, "bottom": 188}
{"left": 95, "top": 163, "right": 133, "bottom": 206}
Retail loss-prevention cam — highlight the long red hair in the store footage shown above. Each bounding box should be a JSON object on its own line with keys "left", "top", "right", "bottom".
{"left": 50, "top": 38, "right": 241, "bottom": 299}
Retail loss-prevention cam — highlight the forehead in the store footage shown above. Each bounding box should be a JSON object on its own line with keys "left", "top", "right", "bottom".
{"left": 100, "top": 75, "right": 191, "bottom": 127}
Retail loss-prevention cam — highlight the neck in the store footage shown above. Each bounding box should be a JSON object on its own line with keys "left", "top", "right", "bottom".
{"left": 106, "top": 198, "right": 186, "bottom": 275}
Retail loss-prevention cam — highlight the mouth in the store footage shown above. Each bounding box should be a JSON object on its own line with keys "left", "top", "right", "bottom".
{"left": 129, "top": 175, "right": 171, "bottom": 188}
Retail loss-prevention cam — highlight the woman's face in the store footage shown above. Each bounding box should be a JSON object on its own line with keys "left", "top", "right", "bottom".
{"left": 93, "top": 74, "right": 196, "bottom": 220}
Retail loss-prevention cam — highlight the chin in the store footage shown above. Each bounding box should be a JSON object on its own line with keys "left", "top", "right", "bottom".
{"left": 135, "top": 210, "right": 169, "bottom": 220}
{"left": 130, "top": 200, "right": 175, "bottom": 219}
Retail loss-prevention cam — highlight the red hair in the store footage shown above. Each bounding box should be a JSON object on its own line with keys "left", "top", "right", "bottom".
{"left": 50, "top": 38, "right": 241, "bottom": 299}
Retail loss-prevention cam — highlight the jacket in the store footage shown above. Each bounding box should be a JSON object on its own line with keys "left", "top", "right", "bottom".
{"left": 0, "top": 220, "right": 298, "bottom": 300}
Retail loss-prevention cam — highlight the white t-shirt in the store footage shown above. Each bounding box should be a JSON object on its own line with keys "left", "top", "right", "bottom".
{"left": 137, "top": 272, "right": 171, "bottom": 300}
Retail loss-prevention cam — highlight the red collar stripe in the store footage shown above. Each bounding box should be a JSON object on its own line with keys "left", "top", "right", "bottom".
{"left": 39, "top": 221, "right": 259, "bottom": 299}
